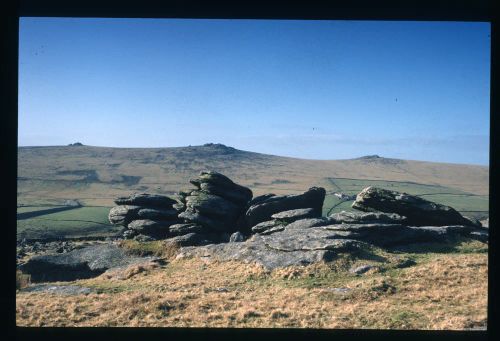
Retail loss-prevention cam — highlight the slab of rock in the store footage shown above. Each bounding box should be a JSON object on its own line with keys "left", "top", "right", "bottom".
{"left": 322, "top": 223, "right": 485, "bottom": 247}
{"left": 19, "top": 244, "right": 158, "bottom": 282}
{"left": 352, "top": 187, "right": 480, "bottom": 227}
{"left": 329, "top": 210, "right": 407, "bottom": 224}
{"left": 178, "top": 209, "right": 228, "bottom": 232}
{"left": 127, "top": 219, "right": 176, "bottom": 237}
{"left": 259, "top": 225, "right": 286, "bottom": 235}
{"left": 108, "top": 205, "right": 141, "bottom": 226}
{"left": 168, "top": 223, "right": 205, "bottom": 236}
{"left": 20, "top": 284, "right": 94, "bottom": 295}
{"left": 271, "top": 208, "right": 318, "bottom": 223}
{"left": 285, "top": 217, "right": 333, "bottom": 230}
{"left": 243, "top": 187, "right": 326, "bottom": 229}
{"left": 177, "top": 227, "right": 363, "bottom": 269}
{"left": 185, "top": 191, "right": 240, "bottom": 219}
{"left": 251, "top": 220, "right": 280, "bottom": 233}
{"left": 165, "top": 233, "right": 215, "bottom": 247}
{"left": 260, "top": 228, "right": 361, "bottom": 252}
{"left": 114, "top": 193, "right": 177, "bottom": 208}
{"left": 199, "top": 182, "right": 251, "bottom": 206}
{"left": 137, "top": 208, "right": 178, "bottom": 220}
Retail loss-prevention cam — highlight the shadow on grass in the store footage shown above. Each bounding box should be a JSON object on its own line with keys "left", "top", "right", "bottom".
{"left": 386, "top": 235, "right": 488, "bottom": 254}
{"left": 17, "top": 206, "right": 80, "bottom": 220}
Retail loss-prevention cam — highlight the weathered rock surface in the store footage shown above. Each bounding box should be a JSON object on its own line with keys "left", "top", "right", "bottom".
{"left": 20, "top": 284, "right": 94, "bottom": 295}
{"left": 127, "top": 219, "right": 175, "bottom": 238}
{"left": 320, "top": 223, "right": 487, "bottom": 247}
{"left": 177, "top": 227, "right": 363, "bottom": 269}
{"left": 271, "top": 208, "right": 318, "bottom": 223}
{"left": 137, "top": 208, "right": 178, "bottom": 220}
{"left": 251, "top": 220, "right": 281, "bottom": 234}
{"left": 177, "top": 171, "right": 253, "bottom": 234}
{"left": 108, "top": 205, "right": 141, "bottom": 226}
{"left": 229, "top": 231, "right": 245, "bottom": 242}
{"left": 285, "top": 217, "right": 333, "bottom": 229}
{"left": 109, "top": 193, "right": 182, "bottom": 239}
{"left": 19, "top": 244, "right": 158, "bottom": 282}
{"left": 177, "top": 218, "right": 488, "bottom": 269}
{"left": 168, "top": 223, "right": 205, "bottom": 236}
{"left": 191, "top": 171, "right": 253, "bottom": 204}
{"left": 166, "top": 233, "right": 215, "bottom": 247}
{"left": 242, "top": 187, "right": 326, "bottom": 230}
{"left": 329, "top": 210, "right": 407, "bottom": 224}
{"left": 259, "top": 225, "right": 286, "bottom": 235}
{"left": 114, "top": 193, "right": 177, "bottom": 208}
{"left": 178, "top": 209, "right": 230, "bottom": 232}
{"left": 185, "top": 192, "right": 240, "bottom": 219}
{"left": 352, "top": 187, "right": 480, "bottom": 227}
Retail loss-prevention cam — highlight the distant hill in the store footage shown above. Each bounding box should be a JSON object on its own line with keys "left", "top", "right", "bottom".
{"left": 17, "top": 144, "right": 489, "bottom": 208}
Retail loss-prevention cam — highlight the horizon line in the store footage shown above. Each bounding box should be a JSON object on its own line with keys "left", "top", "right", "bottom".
{"left": 17, "top": 143, "right": 490, "bottom": 167}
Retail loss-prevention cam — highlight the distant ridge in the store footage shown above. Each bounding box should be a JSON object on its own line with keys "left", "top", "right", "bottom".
{"left": 17, "top": 143, "right": 489, "bottom": 207}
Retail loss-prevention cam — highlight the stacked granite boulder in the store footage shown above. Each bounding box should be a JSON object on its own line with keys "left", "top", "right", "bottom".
{"left": 239, "top": 187, "right": 326, "bottom": 235}
{"left": 109, "top": 171, "right": 254, "bottom": 245}
{"left": 176, "top": 171, "right": 253, "bottom": 236}
{"left": 108, "top": 193, "right": 182, "bottom": 240}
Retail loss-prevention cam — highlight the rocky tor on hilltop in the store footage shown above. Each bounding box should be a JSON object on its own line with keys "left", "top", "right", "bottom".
{"left": 19, "top": 171, "right": 488, "bottom": 282}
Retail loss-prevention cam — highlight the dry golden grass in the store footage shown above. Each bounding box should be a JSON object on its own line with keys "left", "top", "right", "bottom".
{"left": 118, "top": 239, "right": 181, "bottom": 259}
{"left": 16, "top": 248, "right": 487, "bottom": 329}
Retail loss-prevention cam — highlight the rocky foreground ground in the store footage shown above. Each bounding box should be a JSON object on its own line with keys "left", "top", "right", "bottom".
{"left": 16, "top": 171, "right": 489, "bottom": 329}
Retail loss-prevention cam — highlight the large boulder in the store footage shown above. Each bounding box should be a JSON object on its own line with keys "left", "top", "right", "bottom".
{"left": 190, "top": 171, "right": 252, "bottom": 205}
{"left": 352, "top": 187, "right": 480, "bottom": 227}
{"left": 242, "top": 187, "right": 326, "bottom": 230}
{"left": 19, "top": 244, "right": 158, "bottom": 282}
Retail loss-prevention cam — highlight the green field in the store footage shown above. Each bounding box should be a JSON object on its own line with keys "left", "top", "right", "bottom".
{"left": 17, "top": 206, "right": 120, "bottom": 241}
{"left": 322, "top": 178, "right": 488, "bottom": 220}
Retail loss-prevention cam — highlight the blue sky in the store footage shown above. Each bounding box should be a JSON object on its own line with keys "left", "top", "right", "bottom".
{"left": 18, "top": 18, "right": 490, "bottom": 165}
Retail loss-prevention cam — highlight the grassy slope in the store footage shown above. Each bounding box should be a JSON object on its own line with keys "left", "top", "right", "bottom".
{"left": 16, "top": 237, "right": 487, "bottom": 329}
